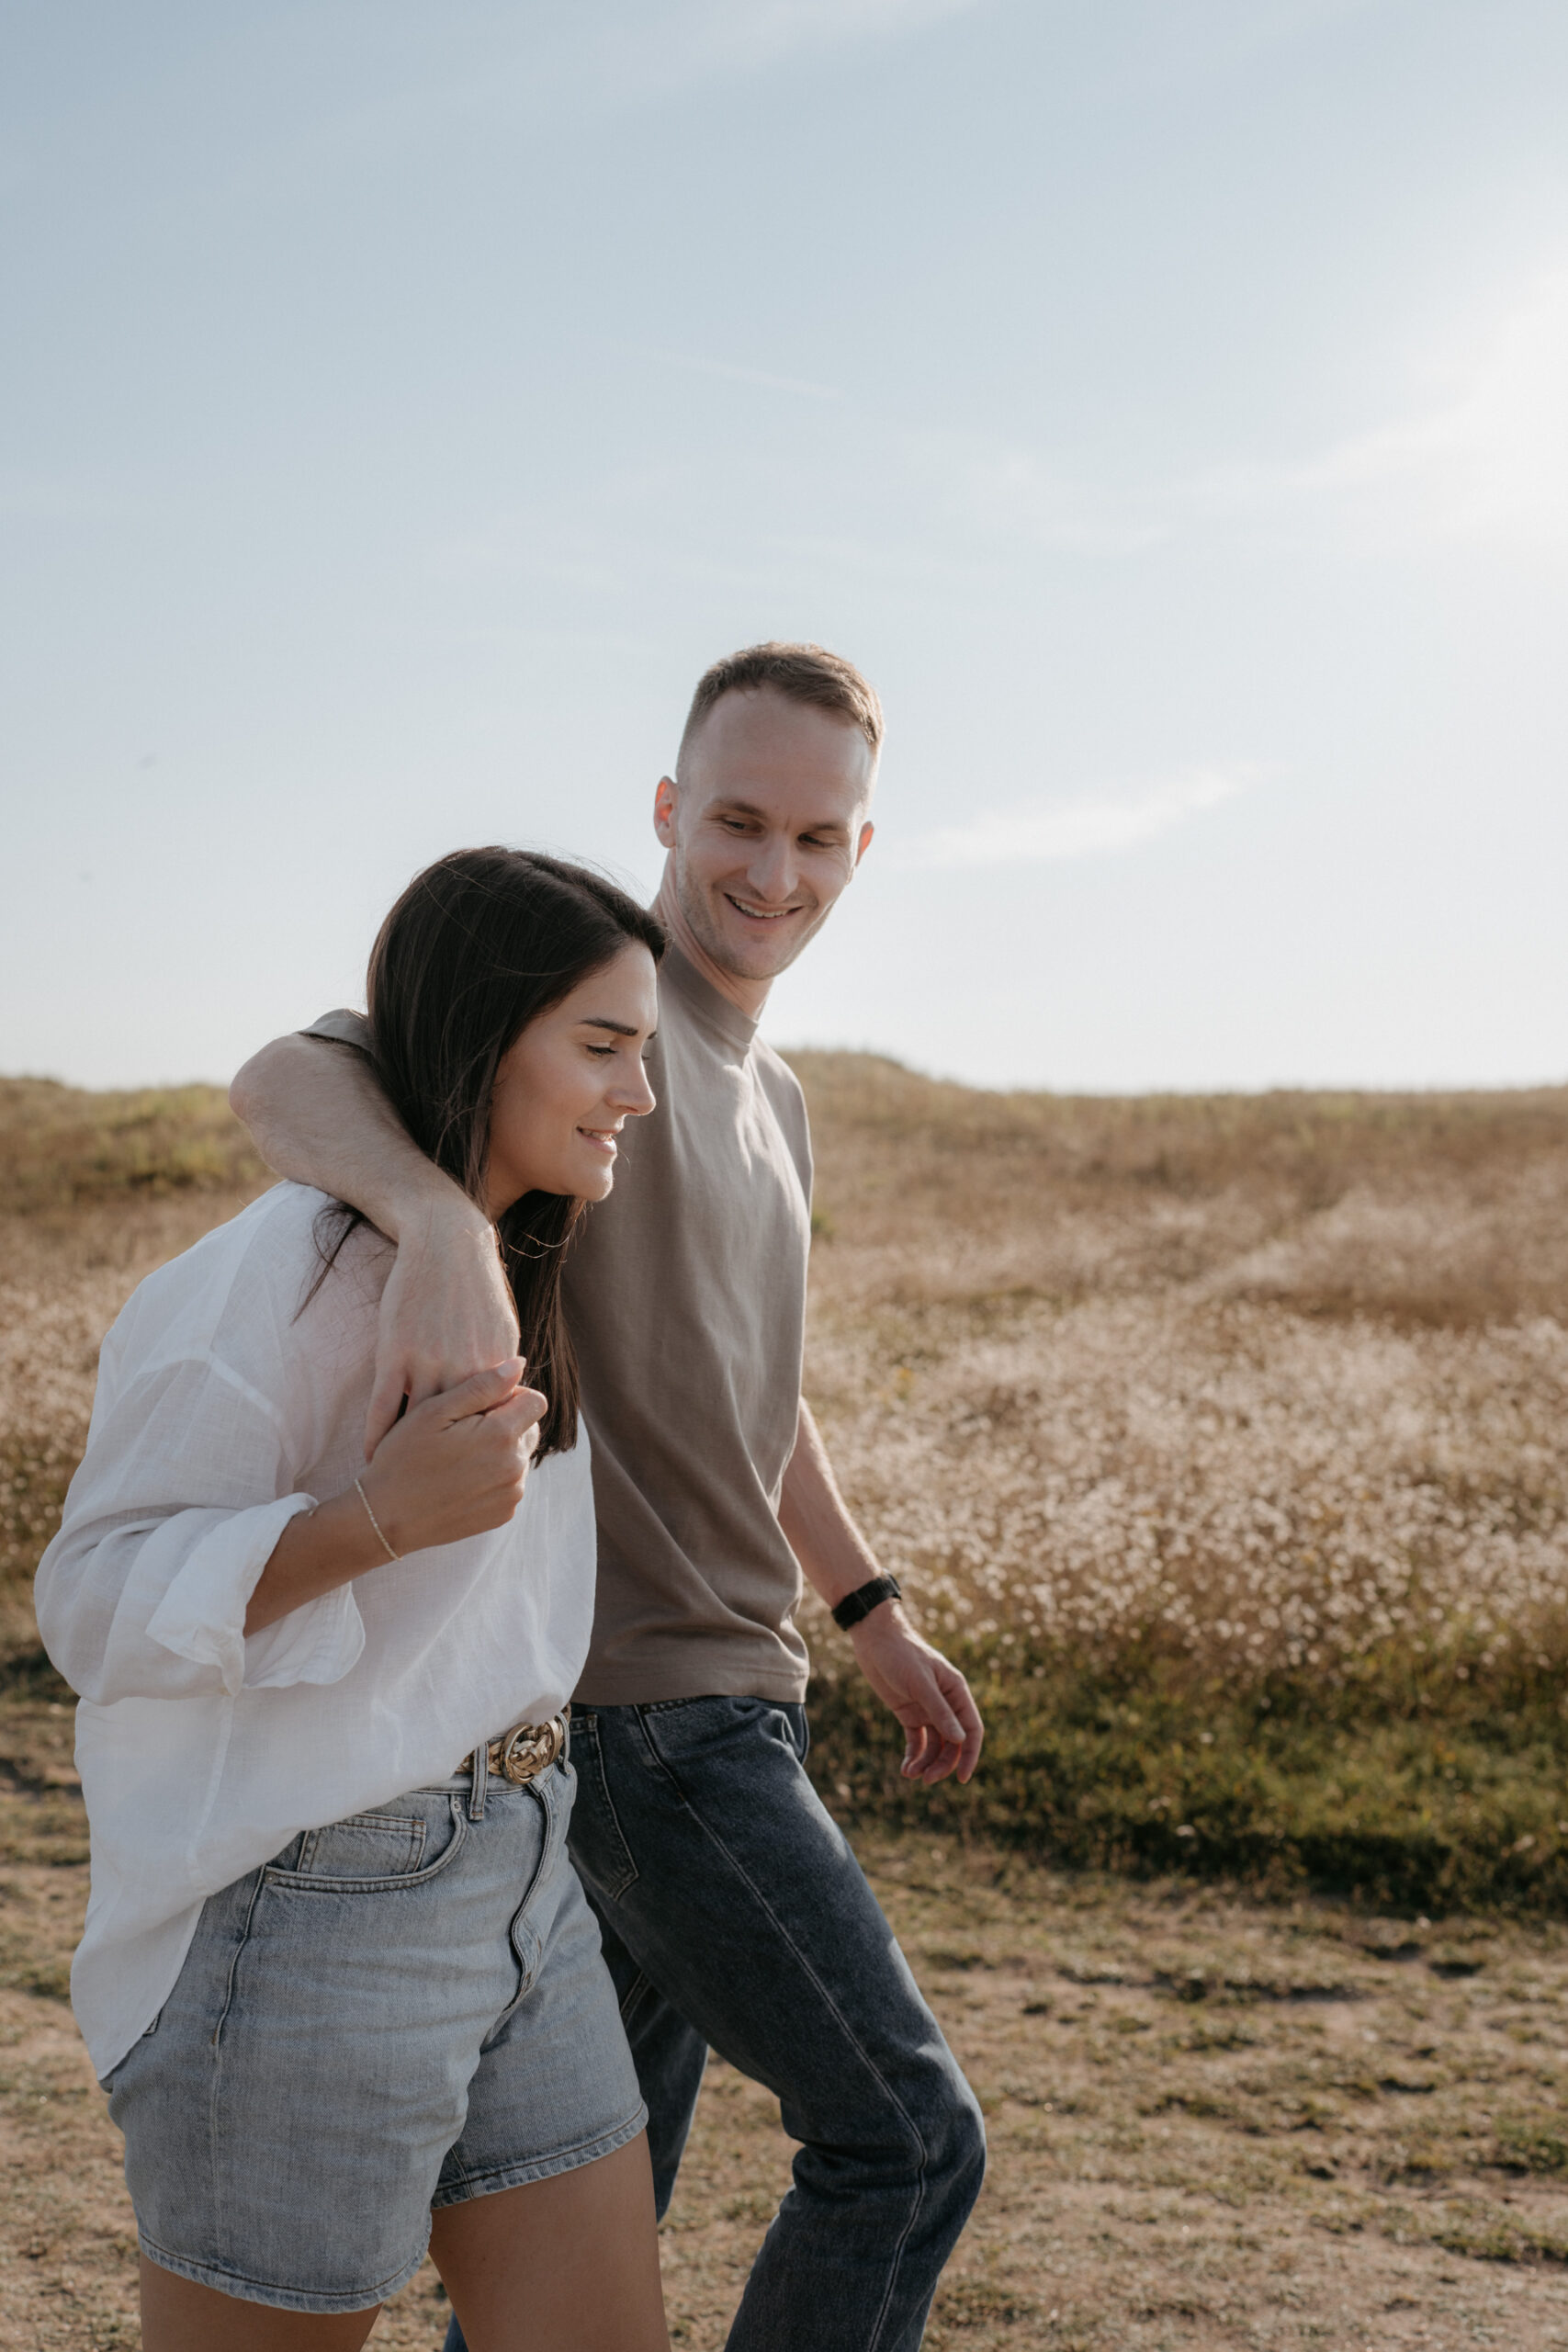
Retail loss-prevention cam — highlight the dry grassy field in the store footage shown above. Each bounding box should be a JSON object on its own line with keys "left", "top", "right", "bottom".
{"left": 5, "top": 1061, "right": 1568, "bottom": 2348}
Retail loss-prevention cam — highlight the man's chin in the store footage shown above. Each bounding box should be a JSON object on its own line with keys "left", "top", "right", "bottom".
{"left": 709, "top": 911, "right": 818, "bottom": 979}
{"left": 674, "top": 877, "right": 826, "bottom": 982}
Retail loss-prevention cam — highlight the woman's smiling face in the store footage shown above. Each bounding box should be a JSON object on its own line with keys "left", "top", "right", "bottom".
{"left": 484, "top": 941, "right": 660, "bottom": 1215}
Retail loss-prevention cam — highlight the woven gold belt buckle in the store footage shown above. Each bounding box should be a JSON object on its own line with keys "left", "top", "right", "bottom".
{"left": 488, "top": 1713, "right": 566, "bottom": 1785}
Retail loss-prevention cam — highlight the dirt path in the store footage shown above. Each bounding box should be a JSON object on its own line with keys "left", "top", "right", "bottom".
{"left": 5, "top": 1722, "right": 1568, "bottom": 2348}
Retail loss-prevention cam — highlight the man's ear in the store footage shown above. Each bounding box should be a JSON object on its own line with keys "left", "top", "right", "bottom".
{"left": 653, "top": 775, "right": 679, "bottom": 849}
{"left": 854, "top": 818, "right": 875, "bottom": 867}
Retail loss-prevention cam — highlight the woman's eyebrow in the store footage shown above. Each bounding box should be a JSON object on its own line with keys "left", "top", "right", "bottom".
{"left": 580, "top": 1016, "right": 644, "bottom": 1036}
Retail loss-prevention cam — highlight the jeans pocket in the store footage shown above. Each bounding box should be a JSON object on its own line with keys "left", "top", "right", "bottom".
{"left": 264, "top": 1796, "right": 467, "bottom": 1892}
{"left": 567, "top": 1717, "right": 639, "bottom": 1903}
{"left": 641, "top": 1694, "right": 806, "bottom": 1774}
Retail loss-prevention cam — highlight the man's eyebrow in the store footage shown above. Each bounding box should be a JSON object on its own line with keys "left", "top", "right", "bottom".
{"left": 711, "top": 796, "right": 852, "bottom": 832}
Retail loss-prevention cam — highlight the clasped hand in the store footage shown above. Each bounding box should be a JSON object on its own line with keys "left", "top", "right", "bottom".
{"left": 246, "top": 1355, "right": 544, "bottom": 1638}
{"left": 357, "top": 1357, "right": 546, "bottom": 1557}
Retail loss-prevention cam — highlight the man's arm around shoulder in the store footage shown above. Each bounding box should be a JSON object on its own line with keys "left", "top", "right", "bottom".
{"left": 230, "top": 1029, "right": 518, "bottom": 1453}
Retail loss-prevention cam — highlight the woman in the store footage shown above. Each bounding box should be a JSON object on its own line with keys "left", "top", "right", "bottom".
{"left": 36, "top": 848, "right": 670, "bottom": 2351}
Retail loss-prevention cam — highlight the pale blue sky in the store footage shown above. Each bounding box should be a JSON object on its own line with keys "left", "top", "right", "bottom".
{"left": 4, "top": 0, "right": 1565, "bottom": 1091}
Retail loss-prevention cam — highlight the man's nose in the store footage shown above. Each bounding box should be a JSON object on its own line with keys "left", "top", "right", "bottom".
{"left": 744, "top": 832, "right": 799, "bottom": 902}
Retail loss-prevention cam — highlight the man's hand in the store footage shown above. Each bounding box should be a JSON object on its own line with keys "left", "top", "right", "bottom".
{"left": 781, "top": 1396, "right": 986, "bottom": 1787}
{"left": 850, "top": 1604, "right": 985, "bottom": 1785}
{"left": 367, "top": 1204, "right": 520, "bottom": 1456}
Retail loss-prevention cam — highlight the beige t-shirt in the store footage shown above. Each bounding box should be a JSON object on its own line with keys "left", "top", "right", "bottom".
{"left": 303, "top": 944, "right": 815, "bottom": 1702}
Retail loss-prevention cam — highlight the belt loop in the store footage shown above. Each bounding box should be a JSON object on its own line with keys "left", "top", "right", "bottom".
{"left": 467, "top": 1739, "right": 489, "bottom": 1822}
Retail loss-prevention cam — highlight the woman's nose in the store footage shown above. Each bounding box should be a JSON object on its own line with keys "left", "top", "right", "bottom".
{"left": 616, "top": 1060, "right": 657, "bottom": 1116}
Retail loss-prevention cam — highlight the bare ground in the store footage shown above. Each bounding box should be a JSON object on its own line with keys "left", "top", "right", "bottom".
{"left": 8, "top": 1079, "right": 1568, "bottom": 2343}
{"left": 5, "top": 1711, "right": 1568, "bottom": 2350}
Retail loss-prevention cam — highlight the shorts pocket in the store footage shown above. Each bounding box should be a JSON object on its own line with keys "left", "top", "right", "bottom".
{"left": 264, "top": 1796, "right": 467, "bottom": 1893}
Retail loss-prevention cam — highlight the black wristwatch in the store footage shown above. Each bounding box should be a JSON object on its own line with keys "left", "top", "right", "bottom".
{"left": 831, "top": 1574, "right": 902, "bottom": 1632}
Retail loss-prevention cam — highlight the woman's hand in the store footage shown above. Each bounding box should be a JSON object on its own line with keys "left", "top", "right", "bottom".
{"left": 359, "top": 1356, "right": 547, "bottom": 1556}
{"left": 245, "top": 1359, "right": 546, "bottom": 1636}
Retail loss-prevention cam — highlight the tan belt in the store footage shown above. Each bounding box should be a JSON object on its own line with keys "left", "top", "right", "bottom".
{"left": 463, "top": 1712, "right": 569, "bottom": 1786}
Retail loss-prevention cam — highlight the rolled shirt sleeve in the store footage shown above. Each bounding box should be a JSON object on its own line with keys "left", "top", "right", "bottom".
{"left": 38, "top": 1349, "right": 364, "bottom": 1704}
{"left": 145, "top": 1498, "right": 365, "bottom": 1695}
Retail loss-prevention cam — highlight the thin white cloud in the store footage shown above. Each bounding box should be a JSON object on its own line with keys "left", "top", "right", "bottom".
{"left": 248, "top": 1, "right": 989, "bottom": 186}
{"left": 910, "top": 261, "right": 1568, "bottom": 565}
{"left": 634, "top": 345, "right": 841, "bottom": 400}
{"left": 1126, "top": 0, "right": 1405, "bottom": 81}
{"left": 677, "top": 0, "right": 987, "bottom": 74}
{"left": 1187, "top": 265, "right": 1568, "bottom": 550}
{"left": 555, "top": 0, "right": 987, "bottom": 114}
{"left": 908, "top": 429, "right": 1161, "bottom": 555}
{"left": 900, "top": 767, "right": 1256, "bottom": 870}
{"left": 0, "top": 473, "right": 152, "bottom": 525}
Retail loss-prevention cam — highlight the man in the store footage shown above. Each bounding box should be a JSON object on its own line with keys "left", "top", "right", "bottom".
{"left": 231, "top": 642, "right": 987, "bottom": 2352}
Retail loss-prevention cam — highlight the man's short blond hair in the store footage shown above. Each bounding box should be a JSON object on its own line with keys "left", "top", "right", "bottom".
{"left": 677, "top": 641, "right": 885, "bottom": 770}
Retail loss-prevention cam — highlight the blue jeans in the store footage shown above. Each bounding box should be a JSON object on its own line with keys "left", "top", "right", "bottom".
{"left": 443, "top": 1696, "right": 984, "bottom": 2352}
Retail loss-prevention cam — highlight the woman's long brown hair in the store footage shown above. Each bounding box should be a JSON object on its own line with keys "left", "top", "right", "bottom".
{"left": 310, "top": 847, "right": 663, "bottom": 1457}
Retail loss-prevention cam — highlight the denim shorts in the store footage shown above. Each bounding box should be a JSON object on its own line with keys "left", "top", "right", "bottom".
{"left": 103, "top": 1759, "right": 647, "bottom": 2314}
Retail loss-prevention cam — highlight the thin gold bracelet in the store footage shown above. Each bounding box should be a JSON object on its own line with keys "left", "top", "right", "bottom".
{"left": 354, "top": 1476, "right": 400, "bottom": 1564}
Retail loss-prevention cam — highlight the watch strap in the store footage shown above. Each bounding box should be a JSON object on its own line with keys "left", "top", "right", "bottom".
{"left": 830, "top": 1574, "right": 903, "bottom": 1632}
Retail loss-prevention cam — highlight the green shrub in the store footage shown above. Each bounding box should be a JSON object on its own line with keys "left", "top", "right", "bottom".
{"left": 808, "top": 1639, "right": 1568, "bottom": 1915}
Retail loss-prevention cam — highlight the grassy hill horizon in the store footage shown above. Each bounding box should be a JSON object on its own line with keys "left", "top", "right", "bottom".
{"left": 6, "top": 1060, "right": 1568, "bottom": 1912}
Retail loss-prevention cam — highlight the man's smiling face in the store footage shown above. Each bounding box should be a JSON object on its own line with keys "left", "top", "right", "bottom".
{"left": 653, "top": 686, "right": 876, "bottom": 987}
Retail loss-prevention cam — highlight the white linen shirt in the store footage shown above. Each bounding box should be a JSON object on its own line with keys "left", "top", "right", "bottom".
{"left": 35, "top": 1182, "right": 596, "bottom": 2081}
